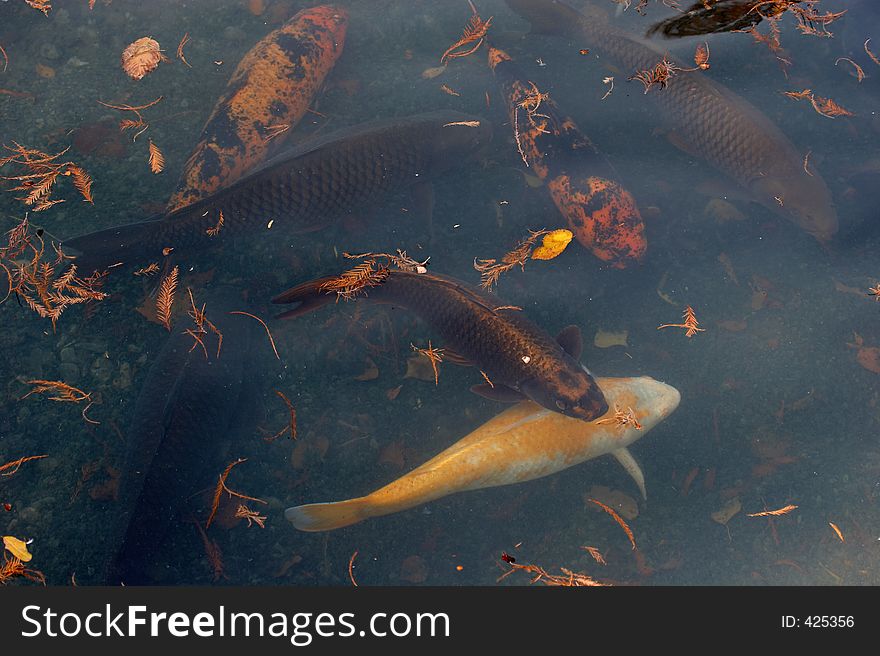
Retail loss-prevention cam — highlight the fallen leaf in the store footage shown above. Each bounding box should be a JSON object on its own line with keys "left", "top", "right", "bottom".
{"left": 399, "top": 555, "right": 428, "bottom": 583}
{"left": 421, "top": 65, "right": 447, "bottom": 79}
{"left": 705, "top": 198, "right": 745, "bottom": 223}
{"left": 121, "top": 37, "right": 166, "bottom": 80}
{"left": 386, "top": 385, "right": 402, "bottom": 401}
{"left": 273, "top": 554, "right": 303, "bottom": 578}
{"left": 833, "top": 279, "right": 864, "bottom": 296}
{"left": 711, "top": 497, "right": 741, "bottom": 525}
{"left": 2, "top": 535, "right": 32, "bottom": 562}
{"left": 404, "top": 354, "right": 436, "bottom": 382}
{"left": 379, "top": 440, "right": 406, "bottom": 468}
{"left": 35, "top": 63, "right": 55, "bottom": 79}
{"left": 593, "top": 329, "right": 628, "bottom": 348}
{"left": 855, "top": 347, "right": 880, "bottom": 374}
{"left": 353, "top": 357, "right": 379, "bottom": 381}
{"left": 717, "top": 320, "right": 747, "bottom": 332}
{"left": 750, "top": 289, "right": 768, "bottom": 311}
{"left": 584, "top": 485, "right": 638, "bottom": 520}
{"left": 531, "top": 229, "right": 573, "bottom": 260}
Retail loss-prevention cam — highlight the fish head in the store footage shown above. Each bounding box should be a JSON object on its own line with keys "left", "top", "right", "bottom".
{"left": 520, "top": 362, "right": 609, "bottom": 422}
{"left": 426, "top": 113, "right": 494, "bottom": 170}
{"left": 300, "top": 5, "right": 349, "bottom": 42}
{"left": 595, "top": 376, "right": 681, "bottom": 438}
{"left": 751, "top": 174, "right": 838, "bottom": 243}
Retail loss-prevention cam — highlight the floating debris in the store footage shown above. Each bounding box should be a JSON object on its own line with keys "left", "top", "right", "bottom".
{"left": 121, "top": 37, "right": 167, "bottom": 80}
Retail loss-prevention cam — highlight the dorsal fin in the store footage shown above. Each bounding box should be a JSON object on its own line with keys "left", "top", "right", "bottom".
{"left": 556, "top": 325, "right": 582, "bottom": 359}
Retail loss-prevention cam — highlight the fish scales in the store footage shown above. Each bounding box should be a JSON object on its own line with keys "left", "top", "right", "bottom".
{"left": 488, "top": 45, "right": 646, "bottom": 266}
{"left": 380, "top": 272, "right": 569, "bottom": 387}
{"left": 66, "top": 112, "right": 490, "bottom": 266}
{"left": 167, "top": 5, "right": 348, "bottom": 211}
{"left": 570, "top": 14, "right": 794, "bottom": 187}
{"left": 274, "top": 269, "right": 609, "bottom": 421}
{"left": 505, "top": 0, "right": 837, "bottom": 242}
{"left": 173, "top": 123, "right": 434, "bottom": 237}
{"left": 286, "top": 377, "right": 681, "bottom": 532}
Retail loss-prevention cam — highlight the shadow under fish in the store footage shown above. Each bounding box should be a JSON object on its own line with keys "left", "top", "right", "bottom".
{"left": 273, "top": 268, "right": 608, "bottom": 421}
{"left": 104, "top": 291, "right": 271, "bottom": 584}
{"left": 65, "top": 111, "right": 492, "bottom": 273}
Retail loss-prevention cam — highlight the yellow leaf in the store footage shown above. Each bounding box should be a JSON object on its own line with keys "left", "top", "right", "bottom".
{"left": 593, "top": 329, "right": 628, "bottom": 348}
{"left": 531, "top": 229, "right": 573, "bottom": 260}
{"left": 3, "top": 535, "right": 32, "bottom": 562}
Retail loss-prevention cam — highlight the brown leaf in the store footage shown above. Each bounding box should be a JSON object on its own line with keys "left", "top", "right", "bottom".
{"left": 121, "top": 37, "right": 166, "bottom": 80}
{"left": 148, "top": 140, "right": 164, "bottom": 174}
{"left": 353, "top": 357, "right": 379, "bottom": 381}
{"left": 399, "top": 555, "right": 428, "bottom": 583}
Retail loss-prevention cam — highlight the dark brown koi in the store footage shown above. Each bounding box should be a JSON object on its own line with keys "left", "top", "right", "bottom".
{"left": 646, "top": 0, "right": 789, "bottom": 39}
{"left": 273, "top": 269, "right": 608, "bottom": 422}
{"left": 488, "top": 45, "right": 646, "bottom": 268}
{"left": 167, "top": 5, "right": 348, "bottom": 211}
{"left": 505, "top": 0, "right": 838, "bottom": 243}
{"left": 65, "top": 112, "right": 491, "bottom": 270}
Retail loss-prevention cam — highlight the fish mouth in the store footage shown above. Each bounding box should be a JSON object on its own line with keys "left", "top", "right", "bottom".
{"left": 567, "top": 397, "right": 609, "bottom": 422}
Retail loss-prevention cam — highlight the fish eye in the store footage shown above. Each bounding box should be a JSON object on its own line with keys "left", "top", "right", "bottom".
{"left": 556, "top": 400, "right": 567, "bottom": 410}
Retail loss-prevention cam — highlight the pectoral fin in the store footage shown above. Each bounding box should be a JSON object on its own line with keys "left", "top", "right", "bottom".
{"left": 611, "top": 447, "right": 646, "bottom": 500}
{"left": 470, "top": 383, "right": 526, "bottom": 403}
{"left": 555, "top": 325, "right": 583, "bottom": 360}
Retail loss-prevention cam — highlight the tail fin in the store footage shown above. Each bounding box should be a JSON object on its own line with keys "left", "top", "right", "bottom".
{"left": 63, "top": 219, "right": 159, "bottom": 272}
{"left": 504, "top": 0, "right": 580, "bottom": 35}
{"left": 285, "top": 498, "right": 370, "bottom": 532}
{"left": 271, "top": 277, "right": 339, "bottom": 319}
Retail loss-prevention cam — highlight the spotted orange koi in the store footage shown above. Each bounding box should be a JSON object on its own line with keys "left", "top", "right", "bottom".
{"left": 166, "top": 5, "right": 348, "bottom": 212}
{"left": 488, "top": 45, "right": 645, "bottom": 268}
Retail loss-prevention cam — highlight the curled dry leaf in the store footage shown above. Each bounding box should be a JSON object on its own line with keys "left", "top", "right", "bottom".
{"left": 3, "top": 535, "right": 32, "bottom": 562}
{"left": 121, "top": 37, "right": 167, "bottom": 80}
{"left": 531, "top": 229, "right": 573, "bottom": 261}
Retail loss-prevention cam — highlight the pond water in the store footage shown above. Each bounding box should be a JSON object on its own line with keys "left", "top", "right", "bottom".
{"left": 1, "top": 0, "right": 878, "bottom": 586}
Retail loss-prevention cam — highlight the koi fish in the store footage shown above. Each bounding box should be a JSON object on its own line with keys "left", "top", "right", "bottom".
{"left": 167, "top": 5, "right": 348, "bottom": 211}
{"left": 273, "top": 269, "right": 608, "bottom": 421}
{"left": 286, "top": 376, "right": 680, "bottom": 531}
{"left": 646, "top": 0, "right": 782, "bottom": 39}
{"left": 505, "top": 0, "right": 838, "bottom": 243}
{"left": 488, "top": 44, "right": 646, "bottom": 267}
{"left": 65, "top": 112, "right": 491, "bottom": 270}
{"left": 106, "top": 290, "right": 271, "bottom": 584}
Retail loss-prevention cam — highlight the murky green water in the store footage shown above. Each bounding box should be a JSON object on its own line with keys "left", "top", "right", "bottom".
{"left": 1, "top": 0, "right": 878, "bottom": 586}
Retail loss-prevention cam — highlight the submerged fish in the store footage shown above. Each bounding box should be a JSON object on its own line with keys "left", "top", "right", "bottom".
{"left": 645, "top": 0, "right": 783, "bottom": 39}
{"left": 488, "top": 44, "right": 646, "bottom": 267}
{"left": 286, "top": 376, "right": 680, "bottom": 531}
{"left": 167, "top": 5, "right": 348, "bottom": 212}
{"left": 273, "top": 269, "right": 608, "bottom": 421}
{"left": 505, "top": 0, "right": 838, "bottom": 242}
{"left": 105, "top": 294, "right": 267, "bottom": 584}
{"left": 65, "top": 112, "right": 491, "bottom": 270}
